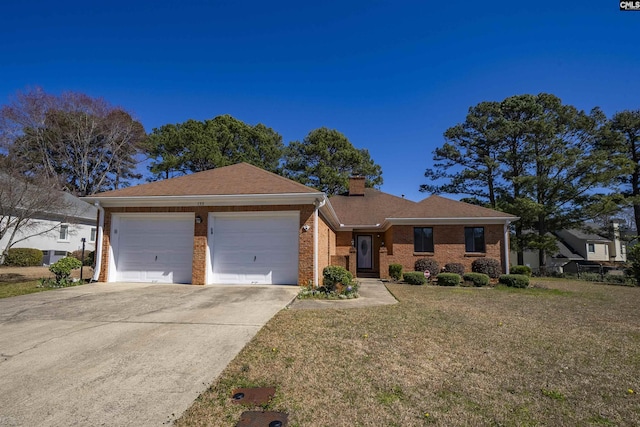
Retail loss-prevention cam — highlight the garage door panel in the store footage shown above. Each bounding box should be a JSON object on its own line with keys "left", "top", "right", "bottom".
{"left": 210, "top": 214, "right": 298, "bottom": 285}
{"left": 114, "top": 215, "right": 194, "bottom": 284}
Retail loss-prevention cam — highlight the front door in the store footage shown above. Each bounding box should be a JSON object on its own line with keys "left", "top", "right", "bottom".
{"left": 356, "top": 235, "right": 373, "bottom": 270}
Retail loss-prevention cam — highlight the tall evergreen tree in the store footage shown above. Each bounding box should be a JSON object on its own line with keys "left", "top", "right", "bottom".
{"left": 146, "top": 115, "right": 283, "bottom": 179}
{"left": 422, "top": 93, "right": 611, "bottom": 269}
{"left": 281, "top": 127, "right": 382, "bottom": 195}
{"left": 596, "top": 110, "right": 640, "bottom": 232}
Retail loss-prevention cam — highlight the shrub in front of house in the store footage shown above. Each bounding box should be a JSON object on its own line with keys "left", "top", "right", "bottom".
{"left": 436, "top": 273, "right": 461, "bottom": 286}
{"left": 414, "top": 258, "right": 439, "bottom": 275}
{"left": 39, "top": 257, "right": 84, "bottom": 288}
{"left": 462, "top": 272, "right": 490, "bottom": 287}
{"left": 3, "top": 248, "right": 43, "bottom": 266}
{"left": 403, "top": 271, "right": 427, "bottom": 285}
{"left": 322, "top": 265, "right": 354, "bottom": 292}
{"left": 71, "top": 250, "right": 95, "bottom": 266}
{"left": 443, "top": 263, "right": 465, "bottom": 275}
{"left": 472, "top": 257, "right": 501, "bottom": 279}
{"left": 389, "top": 264, "right": 403, "bottom": 281}
{"left": 298, "top": 280, "right": 359, "bottom": 300}
{"left": 498, "top": 274, "right": 530, "bottom": 288}
{"left": 510, "top": 265, "right": 532, "bottom": 276}
{"left": 602, "top": 274, "right": 636, "bottom": 286}
{"left": 579, "top": 272, "right": 602, "bottom": 282}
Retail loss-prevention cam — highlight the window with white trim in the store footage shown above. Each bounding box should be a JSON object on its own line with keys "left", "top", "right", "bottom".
{"left": 587, "top": 243, "right": 595, "bottom": 253}
{"left": 90, "top": 228, "right": 97, "bottom": 242}
{"left": 58, "top": 225, "right": 69, "bottom": 241}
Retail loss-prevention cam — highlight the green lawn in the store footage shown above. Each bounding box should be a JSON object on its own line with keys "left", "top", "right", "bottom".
{"left": 0, "top": 280, "right": 50, "bottom": 299}
{"left": 177, "top": 278, "right": 640, "bottom": 426}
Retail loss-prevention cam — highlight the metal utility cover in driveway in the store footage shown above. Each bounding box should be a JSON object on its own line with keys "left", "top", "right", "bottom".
{"left": 0, "top": 282, "right": 298, "bottom": 426}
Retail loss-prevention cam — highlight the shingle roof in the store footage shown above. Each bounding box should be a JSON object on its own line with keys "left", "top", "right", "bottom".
{"left": 329, "top": 188, "right": 418, "bottom": 225}
{"left": 552, "top": 238, "right": 584, "bottom": 260}
{"left": 329, "top": 192, "right": 516, "bottom": 226}
{"left": 561, "top": 227, "right": 610, "bottom": 242}
{"left": 59, "top": 192, "right": 97, "bottom": 221}
{"left": 410, "top": 195, "right": 517, "bottom": 219}
{"left": 92, "top": 163, "right": 320, "bottom": 197}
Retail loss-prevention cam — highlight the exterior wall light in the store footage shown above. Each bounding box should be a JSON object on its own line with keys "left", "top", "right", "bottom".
{"left": 195, "top": 215, "right": 203, "bottom": 224}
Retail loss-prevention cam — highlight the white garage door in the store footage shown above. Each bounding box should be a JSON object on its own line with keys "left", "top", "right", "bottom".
{"left": 209, "top": 212, "right": 299, "bottom": 284}
{"left": 113, "top": 214, "right": 194, "bottom": 284}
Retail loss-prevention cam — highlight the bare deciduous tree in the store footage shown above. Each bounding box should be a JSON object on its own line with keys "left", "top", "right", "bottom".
{"left": 0, "top": 161, "right": 79, "bottom": 263}
{"left": 0, "top": 87, "right": 146, "bottom": 196}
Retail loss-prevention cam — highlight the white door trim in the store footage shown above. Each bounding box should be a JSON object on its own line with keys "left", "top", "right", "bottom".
{"left": 109, "top": 212, "right": 195, "bottom": 283}
{"left": 207, "top": 211, "right": 300, "bottom": 285}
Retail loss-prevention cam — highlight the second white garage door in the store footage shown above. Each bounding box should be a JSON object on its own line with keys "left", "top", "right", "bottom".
{"left": 112, "top": 213, "right": 194, "bottom": 284}
{"left": 209, "top": 212, "right": 299, "bottom": 285}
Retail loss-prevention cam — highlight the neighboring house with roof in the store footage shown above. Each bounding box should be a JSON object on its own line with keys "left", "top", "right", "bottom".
{"left": 83, "top": 162, "right": 517, "bottom": 285}
{"left": 1, "top": 191, "right": 98, "bottom": 265}
{"left": 513, "top": 221, "right": 627, "bottom": 274}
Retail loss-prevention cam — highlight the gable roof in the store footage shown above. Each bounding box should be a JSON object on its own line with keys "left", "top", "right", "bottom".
{"left": 91, "top": 163, "right": 319, "bottom": 197}
{"left": 84, "top": 163, "right": 517, "bottom": 228}
{"left": 412, "top": 195, "right": 517, "bottom": 219}
{"left": 330, "top": 192, "right": 516, "bottom": 228}
{"left": 328, "top": 188, "right": 418, "bottom": 226}
{"left": 0, "top": 172, "right": 96, "bottom": 222}
{"left": 559, "top": 226, "right": 611, "bottom": 243}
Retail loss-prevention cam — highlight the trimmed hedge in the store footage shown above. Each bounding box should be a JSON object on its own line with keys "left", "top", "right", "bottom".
{"left": 403, "top": 271, "right": 427, "bottom": 285}
{"left": 510, "top": 265, "right": 532, "bottom": 277}
{"left": 389, "top": 264, "right": 403, "bottom": 281}
{"left": 443, "top": 263, "right": 465, "bottom": 275}
{"left": 436, "top": 273, "right": 461, "bottom": 286}
{"left": 472, "top": 257, "right": 501, "bottom": 278}
{"left": 498, "top": 274, "right": 530, "bottom": 288}
{"left": 322, "top": 265, "right": 354, "bottom": 292}
{"left": 3, "top": 248, "right": 43, "bottom": 266}
{"left": 463, "top": 272, "right": 490, "bottom": 287}
{"left": 415, "top": 258, "right": 439, "bottom": 275}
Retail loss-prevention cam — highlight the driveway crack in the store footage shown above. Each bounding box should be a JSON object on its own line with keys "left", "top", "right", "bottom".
{"left": 0, "top": 321, "right": 109, "bottom": 361}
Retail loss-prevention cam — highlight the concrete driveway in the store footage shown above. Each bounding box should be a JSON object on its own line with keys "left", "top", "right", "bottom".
{"left": 0, "top": 282, "right": 298, "bottom": 427}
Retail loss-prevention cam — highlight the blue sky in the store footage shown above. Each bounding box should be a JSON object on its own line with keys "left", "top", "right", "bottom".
{"left": 1, "top": 1, "right": 638, "bottom": 200}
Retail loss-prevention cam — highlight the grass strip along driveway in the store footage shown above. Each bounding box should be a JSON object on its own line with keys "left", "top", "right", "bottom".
{"left": 177, "top": 279, "right": 639, "bottom": 426}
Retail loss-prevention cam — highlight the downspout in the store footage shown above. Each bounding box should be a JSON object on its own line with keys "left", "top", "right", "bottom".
{"left": 313, "top": 198, "right": 326, "bottom": 287}
{"left": 504, "top": 221, "right": 511, "bottom": 274}
{"left": 91, "top": 202, "right": 105, "bottom": 282}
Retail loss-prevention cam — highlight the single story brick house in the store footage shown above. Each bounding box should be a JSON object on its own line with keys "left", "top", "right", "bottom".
{"left": 83, "top": 162, "right": 517, "bottom": 285}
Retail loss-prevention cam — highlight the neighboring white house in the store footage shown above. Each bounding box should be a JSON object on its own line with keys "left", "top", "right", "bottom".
{"left": 512, "top": 221, "right": 627, "bottom": 274}
{"left": 0, "top": 192, "right": 97, "bottom": 265}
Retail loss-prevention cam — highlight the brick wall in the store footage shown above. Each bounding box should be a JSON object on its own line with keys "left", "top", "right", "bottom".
{"left": 99, "top": 204, "right": 314, "bottom": 285}
{"left": 381, "top": 224, "right": 506, "bottom": 276}
{"left": 317, "top": 214, "right": 334, "bottom": 280}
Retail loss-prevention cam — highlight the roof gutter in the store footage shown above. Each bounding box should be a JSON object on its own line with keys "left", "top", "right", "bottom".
{"left": 82, "top": 192, "right": 326, "bottom": 207}
{"left": 385, "top": 217, "right": 519, "bottom": 226}
{"left": 91, "top": 202, "right": 105, "bottom": 282}
{"left": 313, "top": 198, "right": 326, "bottom": 288}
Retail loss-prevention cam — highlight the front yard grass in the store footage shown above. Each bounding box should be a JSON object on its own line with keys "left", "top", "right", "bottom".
{"left": 177, "top": 278, "right": 640, "bottom": 426}
{"left": 0, "top": 266, "right": 92, "bottom": 299}
{"left": 0, "top": 279, "right": 50, "bottom": 299}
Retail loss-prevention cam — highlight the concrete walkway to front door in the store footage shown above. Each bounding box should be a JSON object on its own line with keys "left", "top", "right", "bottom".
{"left": 0, "top": 282, "right": 298, "bottom": 427}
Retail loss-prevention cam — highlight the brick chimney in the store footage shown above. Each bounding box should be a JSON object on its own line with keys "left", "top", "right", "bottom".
{"left": 348, "top": 176, "right": 365, "bottom": 196}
